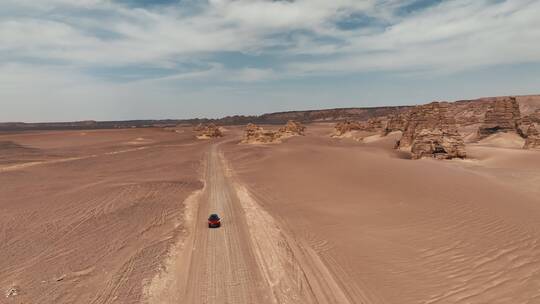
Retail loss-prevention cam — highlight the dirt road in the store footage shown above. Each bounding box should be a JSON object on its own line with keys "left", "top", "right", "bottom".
{"left": 153, "top": 144, "right": 359, "bottom": 304}
{"left": 183, "top": 145, "right": 274, "bottom": 304}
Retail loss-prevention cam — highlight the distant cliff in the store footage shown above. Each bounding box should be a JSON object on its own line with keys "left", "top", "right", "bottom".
{"left": 1, "top": 95, "right": 538, "bottom": 131}
{"left": 0, "top": 106, "right": 411, "bottom": 131}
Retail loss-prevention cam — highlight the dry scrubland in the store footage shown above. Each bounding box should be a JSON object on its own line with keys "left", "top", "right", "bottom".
{"left": 2, "top": 98, "right": 540, "bottom": 303}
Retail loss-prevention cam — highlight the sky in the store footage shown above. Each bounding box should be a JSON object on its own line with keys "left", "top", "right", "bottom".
{"left": 1, "top": 0, "right": 539, "bottom": 122}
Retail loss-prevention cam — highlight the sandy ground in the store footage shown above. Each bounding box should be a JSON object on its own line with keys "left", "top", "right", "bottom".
{"left": 147, "top": 143, "right": 357, "bottom": 304}
{"left": 2, "top": 124, "right": 540, "bottom": 304}
{"left": 0, "top": 128, "right": 211, "bottom": 303}
{"left": 222, "top": 124, "right": 540, "bottom": 304}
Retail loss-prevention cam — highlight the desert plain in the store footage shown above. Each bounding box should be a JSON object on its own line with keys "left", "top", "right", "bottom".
{"left": 2, "top": 97, "right": 540, "bottom": 304}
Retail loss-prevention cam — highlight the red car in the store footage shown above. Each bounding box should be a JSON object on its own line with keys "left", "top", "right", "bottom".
{"left": 208, "top": 214, "right": 221, "bottom": 228}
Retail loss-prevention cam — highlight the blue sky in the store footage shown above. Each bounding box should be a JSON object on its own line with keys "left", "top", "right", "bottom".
{"left": 1, "top": 0, "right": 539, "bottom": 122}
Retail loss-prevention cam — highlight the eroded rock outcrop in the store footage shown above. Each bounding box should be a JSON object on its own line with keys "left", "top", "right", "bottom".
{"left": 530, "top": 110, "right": 540, "bottom": 123}
{"left": 195, "top": 123, "right": 223, "bottom": 139}
{"left": 334, "top": 120, "right": 363, "bottom": 136}
{"left": 524, "top": 124, "right": 540, "bottom": 149}
{"left": 365, "top": 117, "right": 387, "bottom": 131}
{"left": 522, "top": 110, "right": 540, "bottom": 129}
{"left": 411, "top": 129, "right": 467, "bottom": 159}
{"left": 242, "top": 121, "right": 306, "bottom": 144}
{"left": 244, "top": 123, "right": 260, "bottom": 138}
{"left": 383, "top": 113, "right": 408, "bottom": 135}
{"left": 279, "top": 120, "right": 306, "bottom": 136}
{"left": 396, "top": 102, "right": 466, "bottom": 159}
{"left": 334, "top": 117, "right": 387, "bottom": 137}
{"left": 477, "top": 97, "right": 524, "bottom": 139}
{"left": 242, "top": 123, "right": 281, "bottom": 144}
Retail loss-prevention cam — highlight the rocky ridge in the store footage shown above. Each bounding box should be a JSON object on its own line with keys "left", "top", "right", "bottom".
{"left": 524, "top": 124, "right": 540, "bottom": 149}
{"left": 395, "top": 102, "right": 466, "bottom": 160}
{"left": 525, "top": 109, "right": 540, "bottom": 124}
{"left": 477, "top": 97, "right": 524, "bottom": 139}
{"left": 333, "top": 117, "right": 388, "bottom": 137}
{"left": 383, "top": 112, "right": 408, "bottom": 135}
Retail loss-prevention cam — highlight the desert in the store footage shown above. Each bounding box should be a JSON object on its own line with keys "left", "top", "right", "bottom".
{"left": 1, "top": 95, "right": 540, "bottom": 303}
{"left": 2, "top": 1, "right": 540, "bottom": 302}
{"left": 1, "top": 128, "right": 211, "bottom": 303}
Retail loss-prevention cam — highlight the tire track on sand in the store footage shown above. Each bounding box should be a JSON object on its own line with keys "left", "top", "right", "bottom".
{"left": 221, "top": 154, "right": 362, "bottom": 304}
{"left": 148, "top": 143, "right": 360, "bottom": 303}
{"left": 184, "top": 145, "right": 273, "bottom": 304}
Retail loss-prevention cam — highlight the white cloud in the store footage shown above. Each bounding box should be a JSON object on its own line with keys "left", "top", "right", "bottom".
{"left": 1, "top": 0, "right": 540, "bottom": 121}
{"left": 1, "top": 0, "right": 537, "bottom": 77}
{"left": 0, "top": 0, "right": 378, "bottom": 68}
{"left": 287, "top": 0, "right": 540, "bottom": 74}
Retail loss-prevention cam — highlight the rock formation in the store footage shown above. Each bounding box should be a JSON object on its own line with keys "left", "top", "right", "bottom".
{"left": 383, "top": 113, "right": 408, "bottom": 135}
{"left": 477, "top": 97, "right": 524, "bottom": 139}
{"left": 448, "top": 99, "right": 492, "bottom": 127}
{"left": 411, "top": 129, "right": 467, "bottom": 160}
{"left": 196, "top": 123, "right": 223, "bottom": 139}
{"left": 244, "top": 123, "right": 260, "bottom": 138}
{"left": 396, "top": 102, "right": 466, "bottom": 160}
{"left": 364, "top": 117, "right": 387, "bottom": 131}
{"left": 334, "top": 120, "right": 363, "bottom": 136}
{"left": 334, "top": 117, "right": 387, "bottom": 137}
{"left": 522, "top": 110, "right": 540, "bottom": 131}
{"left": 524, "top": 124, "right": 540, "bottom": 149}
{"left": 279, "top": 120, "right": 306, "bottom": 136}
{"left": 242, "top": 121, "right": 306, "bottom": 144}
{"left": 242, "top": 123, "right": 281, "bottom": 144}
{"left": 530, "top": 110, "right": 540, "bottom": 123}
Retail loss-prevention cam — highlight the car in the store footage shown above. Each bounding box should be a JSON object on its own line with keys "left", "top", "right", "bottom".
{"left": 208, "top": 213, "right": 221, "bottom": 228}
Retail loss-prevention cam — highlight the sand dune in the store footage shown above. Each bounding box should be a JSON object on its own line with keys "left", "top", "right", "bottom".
{"left": 476, "top": 132, "right": 526, "bottom": 149}
{"left": 222, "top": 124, "right": 540, "bottom": 304}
